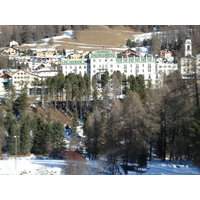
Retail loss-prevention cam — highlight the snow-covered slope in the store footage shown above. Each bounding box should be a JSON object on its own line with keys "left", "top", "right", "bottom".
{"left": 0, "top": 155, "right": 199, "bottom": 175}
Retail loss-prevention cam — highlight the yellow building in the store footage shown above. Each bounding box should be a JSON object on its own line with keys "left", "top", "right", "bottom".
{"left": 36, "top": 48, "right": 57, "bottom": 57}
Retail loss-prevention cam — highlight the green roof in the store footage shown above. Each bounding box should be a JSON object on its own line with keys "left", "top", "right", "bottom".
{"left": 116, "top": 56, "right": 155, "bottom": 63}
{"left": 61, "top": 59, "right": 87, "bottom": 65}
{"left": 90, "top": 49, "right": 116, "bottom": 58}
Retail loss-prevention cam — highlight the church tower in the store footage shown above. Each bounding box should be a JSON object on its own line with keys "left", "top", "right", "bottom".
{"left": 185, "top": 35, "right": 192, "bottom": 57}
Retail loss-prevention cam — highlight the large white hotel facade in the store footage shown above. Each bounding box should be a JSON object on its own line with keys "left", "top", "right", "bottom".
{"left": 61, "top": 49, "right": 178, "bottom": 88}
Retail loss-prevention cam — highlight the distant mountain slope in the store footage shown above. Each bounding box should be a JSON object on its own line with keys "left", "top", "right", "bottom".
{"left": 19, "top": 25, "right": 143, "bottom": 51}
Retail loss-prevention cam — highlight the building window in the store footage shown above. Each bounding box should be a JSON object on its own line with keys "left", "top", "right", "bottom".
{"left": 148, "top": 64, "right": 151, "bottom": 68}
{"left": 110, "top": 64, "right": 113, "bottom": 68}
{"left": 93, "top": 65, "right": 96, "bottom": 68}
{"left": 124, "top": 64, "right": 127, "bottom": 69}
{"left": 148, "top": 69, "right": 151, "bottom": 72}
{"left": 65, "top": 66, "right": 67, "bottom": 69}
{"left": 117, "top": 65, "right": 119, "bottom": 68}
{"left": 99, "top": 59, "right": 101, "bottom": 62}
{"left": 110, "top": 59, "right": 113, "bottom": 62}
{"left": 79, "top": 66, "right": 81, "bottom": 69}
{"left": 93, "top": 59, "right": 96, "bottom": 62}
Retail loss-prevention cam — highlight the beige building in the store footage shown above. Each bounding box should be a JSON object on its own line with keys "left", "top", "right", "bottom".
{"left": 36, "top": 48, "right": 57, "bottom": 57}
{"left": 1, "top": 47, "right": 20, "bottom": 56}
{"left": 12, "top": 68, "right": 42, "bottom": 91}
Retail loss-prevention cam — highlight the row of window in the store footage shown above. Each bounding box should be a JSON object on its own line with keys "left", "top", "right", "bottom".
{"left": 93, "top": 59, "right": 113, "bottom": 62}
{"left": 92, "top": 64, "right": 151, "bottom": 68}
{"left": 13, "top": 76, "right": 30, "bottom": 79}
{"left": 65, "top": 71, "right": 87, "bottom": 74}
{"left": 14, "top": 81, "right": 30, "bottom": 84}
{"left": 65, "top": 66, "right": 86, "bottom": 69}
{"left": 159, "top": 65, "right": 177, "bottom": 68}
{"left": 92, "top": 69, "right": 152, "bottom": 74}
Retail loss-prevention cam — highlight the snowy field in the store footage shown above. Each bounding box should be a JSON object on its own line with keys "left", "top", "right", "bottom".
{"left": 0, "top": 154, "right": 199, "bottom": 175}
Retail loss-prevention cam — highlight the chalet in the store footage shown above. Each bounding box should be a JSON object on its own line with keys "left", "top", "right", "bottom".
{"left": 0, "top": 47, "right": 20, "bottom": 56}
{"left": 36, "top": 48, "right": 57, "bottom": 57}
{"left": 10, "top": 40, "right": 19, "bottom": 47}
{"left": 70, "top": 51, "right": 86, "bottom": 59}
{"left": 159, "top": 49, "right": 174, "bottom": 58}
{"left": 120, "top": 48, "right": 140, "bottom": 58}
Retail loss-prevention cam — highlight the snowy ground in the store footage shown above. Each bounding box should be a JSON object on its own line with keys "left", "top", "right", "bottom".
{"left": 0, "top": 155, "right": 199, "bottom": 175}
{"left": 128, "top": 159, "right": 200, "bottom": 175}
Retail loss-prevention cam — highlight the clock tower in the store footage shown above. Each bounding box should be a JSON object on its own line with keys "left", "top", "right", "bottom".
{"left": 185, "top": 35, "right": 192, "bottom": 57}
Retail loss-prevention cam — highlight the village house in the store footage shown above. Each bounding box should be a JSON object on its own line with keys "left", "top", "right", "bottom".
{"left": 11, "top": 68, "right": 42, "bottom": 95}
{"left": 36, "top": 48, "right": 57, "bottom": 57}
{"left": 159, "top": 49, "right": 174, "bottom": 58}
{"left": 10, "top": 40, "right": 19, "bottom": 47}
{"left": 120, "top": 48, "right": 140, "bottom": 58}
{"left": 65, "top": 49, "right": 87, "bottom": 59}
{"left": 0, "top": 47, "right": 20, "bottom": 56}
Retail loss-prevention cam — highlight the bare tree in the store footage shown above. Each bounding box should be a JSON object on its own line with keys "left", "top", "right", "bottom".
{"left": 150, "top": 33, "right": 162, "bottom": 56}
{"left": 63, "top": 151, "right": 89, "bottom": 175}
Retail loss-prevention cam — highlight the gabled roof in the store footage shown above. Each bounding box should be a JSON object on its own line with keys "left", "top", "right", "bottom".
{"left": 12, "top": 68, "right": 40, "bottom": 78}
{"left": 0, "top": 73, "right": 12, "bottom": 79}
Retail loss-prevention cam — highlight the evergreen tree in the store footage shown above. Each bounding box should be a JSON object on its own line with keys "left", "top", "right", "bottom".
{"left": 32, "top": 117, "right": 47, "bottom": 154}
{"left": 16, "top": 84, "right": 28, "bottom": 115}
{"left": 51, "top": 121, "right": 65, "bottom": 155}
{"left": 126, "top": 39, "right": 132, "bottom": 48}
{"left": 7, "top": 123, "right": 20, "bottom": 155}
{"left": 101, "top": 71, "right": 110, "bottom": 89}
{"left": 72, "top": 108, "right": 79, "bottom": 135}
{"left": 20, "top": 115, "right": 31, "bottom": 154}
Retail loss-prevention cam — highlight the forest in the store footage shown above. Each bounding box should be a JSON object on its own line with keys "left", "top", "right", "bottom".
{"left": 1, "top": 25, "right": 200, "bottom": 174}
{"left": 1, "top": 69, "right": 200, "bottom": 173}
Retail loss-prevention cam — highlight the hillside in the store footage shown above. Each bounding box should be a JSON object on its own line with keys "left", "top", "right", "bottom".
{"left": 18, "top": 25, "right": 142, "bottom": 52}
{"left": 26, "top": 105, "right": 72, "bottom": 126}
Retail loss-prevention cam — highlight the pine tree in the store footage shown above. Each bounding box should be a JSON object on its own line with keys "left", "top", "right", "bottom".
{"left": 72, "top": 108, "right": 79, "bottom": 135}
{"left": 20, "top": 116, "right": 31, "bottom": 155}
{"left": 101, "top": 70, "right": 110, "bottom": 89}
{"left": 7, "top": 123, "right": 20, "bottom": 155}
{"left": 51, "top": 121, "right": 65, "bottom": 155}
